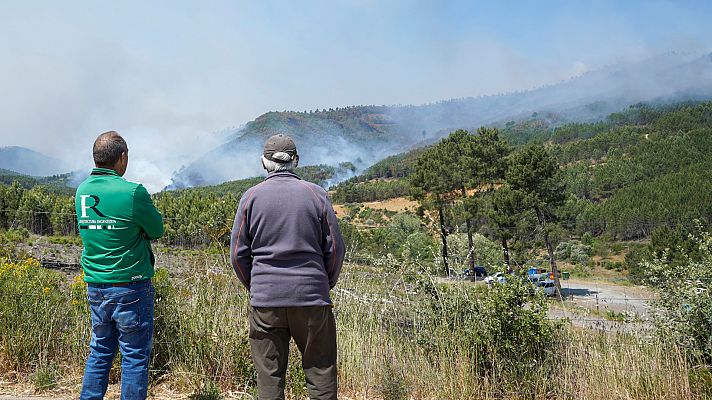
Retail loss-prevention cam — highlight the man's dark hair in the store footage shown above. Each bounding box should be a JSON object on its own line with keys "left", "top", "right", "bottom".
{"left": 93, "top": 131, "right": 128, "bottom": 167}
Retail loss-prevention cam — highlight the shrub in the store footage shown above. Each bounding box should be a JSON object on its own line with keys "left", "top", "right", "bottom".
{"left": 401, "top": 232, "right": 437, "bottom": 263}
{"left": 572, "top": 263, "right": 592, "bottom": 278}
{"left": 0, "top": 258, "right": 86, "bottom": 371}
{"left": 0, "top": 228, "right": 30, "bottom": 244}
{"left": 644, "top": 230, "right": 712, "bottom": 364}
{"left": 33, "top": 365, "right": 59, "bottom": 392}
{"left": 447, "top": 233, "right": 504, "bottom": 271}
{"left": 625, "top": 244, "right": 651, "bottom": 284}
{"left": 416, "top": 275, "right": 559, "bottom": 390}
{"left": 150, "top": 267, "right": 255, "bottom": 389}
{"left": 611, "top": 242, "right": 624, "bottom": 254}
{"left": 555, "top": 240, "right": 592, "bottom": 265}
{"left": 189, "top": 381, "right": 222, "bottom": 400}
{"left": 47, "top": 235, "right": 82, "bottom": 246}
{"left": 378, "top": 360, "right": 409, "bottom": 400}
{"left": 581, "top": 232, "right": 594, "bottom": 246}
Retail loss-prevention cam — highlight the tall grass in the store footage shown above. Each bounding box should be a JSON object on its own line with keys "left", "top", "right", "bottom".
{"left": 0, "top": 259, "right": 89, "bottom": 377}
{"left": 0, "top": 248, "right": 708, "bottom": 399}
{"left": 557, "top": 332, "right": 693, "bottom": 399}
{"left": 331, "top": 264, "right": 696, "bottom": 399}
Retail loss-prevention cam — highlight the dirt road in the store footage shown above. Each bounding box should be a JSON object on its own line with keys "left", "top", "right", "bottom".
{"left": 550, "top": 279, "right": 656, "bottom": 332}
{"left": 560, "top": 279, "right": 655, "bottom": 318}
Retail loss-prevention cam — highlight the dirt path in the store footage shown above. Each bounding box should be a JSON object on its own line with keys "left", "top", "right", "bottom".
{"left": 549, "top": 279, "right": 656, "bottom": 332}
{"left": 0, "top": 394, "right": 74, "bottom": 400}
{"left": 0, "top": 397, "right": 66, "bottom": 400}
{"left": 560, "top": 279, "right": 655, "bottom": 318}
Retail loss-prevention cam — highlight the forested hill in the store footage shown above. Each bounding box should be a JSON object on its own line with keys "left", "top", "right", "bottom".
{"left": 170, "top": 52, "right": 712, "bottom": 188}
{"left": 333, "top": 101, "right": 712, "bottom": 240}
{"left": 169, "top": 107, "right": 397, "bottom": 188}
{"left": 2, "top": 100, "right": 709, "bottom": 259}
{"left": 0, "top": 169, "right": 74, "bottom": 195}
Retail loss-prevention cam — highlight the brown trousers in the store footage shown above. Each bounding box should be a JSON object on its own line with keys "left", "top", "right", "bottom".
{"left": 249, "top": 306, "right": 338, "bottom": 400}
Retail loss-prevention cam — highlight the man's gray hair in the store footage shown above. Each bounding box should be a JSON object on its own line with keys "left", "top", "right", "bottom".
{"left": 93, "top": 131, "right": 128, "bottom": 167}
{"left": 262, "top": 155, "right": 297, "bottom": 172}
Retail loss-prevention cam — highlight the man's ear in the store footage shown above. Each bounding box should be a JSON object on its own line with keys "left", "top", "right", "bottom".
{"left": 293, "top": 155, "right": 299, "bottom": 169}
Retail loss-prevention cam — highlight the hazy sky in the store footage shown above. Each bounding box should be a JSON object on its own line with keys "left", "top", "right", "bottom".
{"left": 1, "top": 0, "right": 711, "bottom": 190}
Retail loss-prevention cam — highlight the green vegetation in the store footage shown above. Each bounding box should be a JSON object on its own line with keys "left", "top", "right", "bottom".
{"left": 0, "top": 182, "right": 76, "bottom": 235}
{"left": 332, "top": 179, "right": 412, "bottom": 203}
{"left": 152, "top": 190, "right": 237, "bottom": 246}
{"left": 644, "top": 230, "right": 712, "bottom": 365}
{"left": 336, "top": 101, "right": 712, "bottom": 281}
{"left": 338, "top": 149, "right": 426, "bottom": 182}
{"left": 0, "top": 168, "right": 74, "bottom": 194}
{"left": 0, "top": 248, "right": 706, "bottom": 398}
{"left": 241, "top": 106, "right": 396, "bottom": 145}
{"left": 409, "top": 128, "right": 510, "bottom": 273}
{"left": 33, "top": 364, "right": 59, "bottom": 392}
{"left": 2, "top": 90, "right": 712, "bottom": 397}
{"left": 0, "top": 101, "right": 710, "bottom": 279}
{"left": 189, "top": 381, "right": 223, "bottom": 400}
{"left": 0, "top": 259, "right": 88, "bottom": 373}
{"left": 2, "top": 101, "right": 710, "bottom": 276}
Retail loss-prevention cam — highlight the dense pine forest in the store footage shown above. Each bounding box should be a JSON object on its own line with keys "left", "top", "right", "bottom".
{"left": 1, "top": 101, "right": 711, "bottom": 275}
{"left": 333, "top": 101, "right": 712, "bottom": 238}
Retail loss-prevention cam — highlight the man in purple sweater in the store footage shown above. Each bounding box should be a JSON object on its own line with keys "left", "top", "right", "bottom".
{"left": 230, "top": 134, "right": 346, "bottom": 400}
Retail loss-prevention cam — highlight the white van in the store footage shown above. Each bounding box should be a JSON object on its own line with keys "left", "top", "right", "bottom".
{"left": 536, "top": 279, "right": 557, "bottom": 296}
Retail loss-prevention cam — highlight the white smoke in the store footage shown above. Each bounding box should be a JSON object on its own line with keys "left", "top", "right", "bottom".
{"left": 1, "top": 2, "right": 710, "bottom": 192}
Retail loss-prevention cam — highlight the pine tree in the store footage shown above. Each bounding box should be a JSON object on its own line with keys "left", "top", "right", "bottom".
{"left": 488, "top": 185, "right": 528, "bottom": 269}
{"left": 507, "top": 145, "right": 565, "bottom": 293}
{"left": 410, "top": 143, "right": 459, "bottom": 275}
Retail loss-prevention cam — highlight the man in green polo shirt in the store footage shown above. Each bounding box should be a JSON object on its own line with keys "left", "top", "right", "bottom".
{"left": 76, "top": 131, "right": 163, "bottom": 400}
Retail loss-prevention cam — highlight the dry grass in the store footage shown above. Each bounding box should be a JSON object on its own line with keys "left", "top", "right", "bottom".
{"left": 333, "top": 197, "right": 420, "bottom": 218}
{"left": 0, "top": 249, "right": 707, "bottom": 399}
{"left": 557, "top": 333, "right": 693, "bottom": 399}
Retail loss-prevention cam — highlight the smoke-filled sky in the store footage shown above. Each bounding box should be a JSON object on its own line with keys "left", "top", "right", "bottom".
{"left": 1, "top": 0, "right": 711, "bottom": 191}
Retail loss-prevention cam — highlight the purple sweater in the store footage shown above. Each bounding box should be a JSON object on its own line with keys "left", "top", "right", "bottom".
{"left": 230, "top": 171, "right": 346, "bottom": 307}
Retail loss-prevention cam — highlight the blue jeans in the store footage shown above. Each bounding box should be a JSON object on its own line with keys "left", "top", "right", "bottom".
{"left": 80, "top": 280, "right": 154, "bottom": 400}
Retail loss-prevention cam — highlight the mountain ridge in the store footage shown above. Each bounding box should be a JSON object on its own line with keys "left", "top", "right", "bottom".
{"left": 168, "top": 52, "right": 712, "bottom": 188}
{"left": 0, "top": 146, "right": 71, "bottom": 177}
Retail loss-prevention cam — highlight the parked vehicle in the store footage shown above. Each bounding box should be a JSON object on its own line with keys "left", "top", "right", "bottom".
{"left": 464, "top": 266, "right": 488, "bottom": 281}
{"left": 527, "top": 273, "right": 548, "bottom": 284}
{"left": 527, "top": 267, "right": 548, "bottom": 276}
{"left": 527, "top": 267, "right": 561, "bottom": 280}
{"left": 536, "top": 279, "right": 557, "bottom": 296}
{"left": 484, "top": 272, "right": 507, "bottom": 285}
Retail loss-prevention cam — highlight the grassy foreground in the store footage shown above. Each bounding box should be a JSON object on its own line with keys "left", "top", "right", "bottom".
{"left": 0, "top": 249, "right": 710, "bottom": 399}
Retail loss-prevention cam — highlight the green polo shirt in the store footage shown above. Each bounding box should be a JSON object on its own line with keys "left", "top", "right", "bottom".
{"left": 75, "top": 168, "right": 164, "bottom": 283}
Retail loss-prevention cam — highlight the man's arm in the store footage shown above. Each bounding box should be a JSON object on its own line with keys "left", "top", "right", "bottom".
{"left": 133, "top": 184, "right": 164, "bottom": 240}
{"left": 230, "top": 191, "right": 254, "bottom": 290}
{"left": 322, "top": 197, "right": 346, "bottom": 289}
